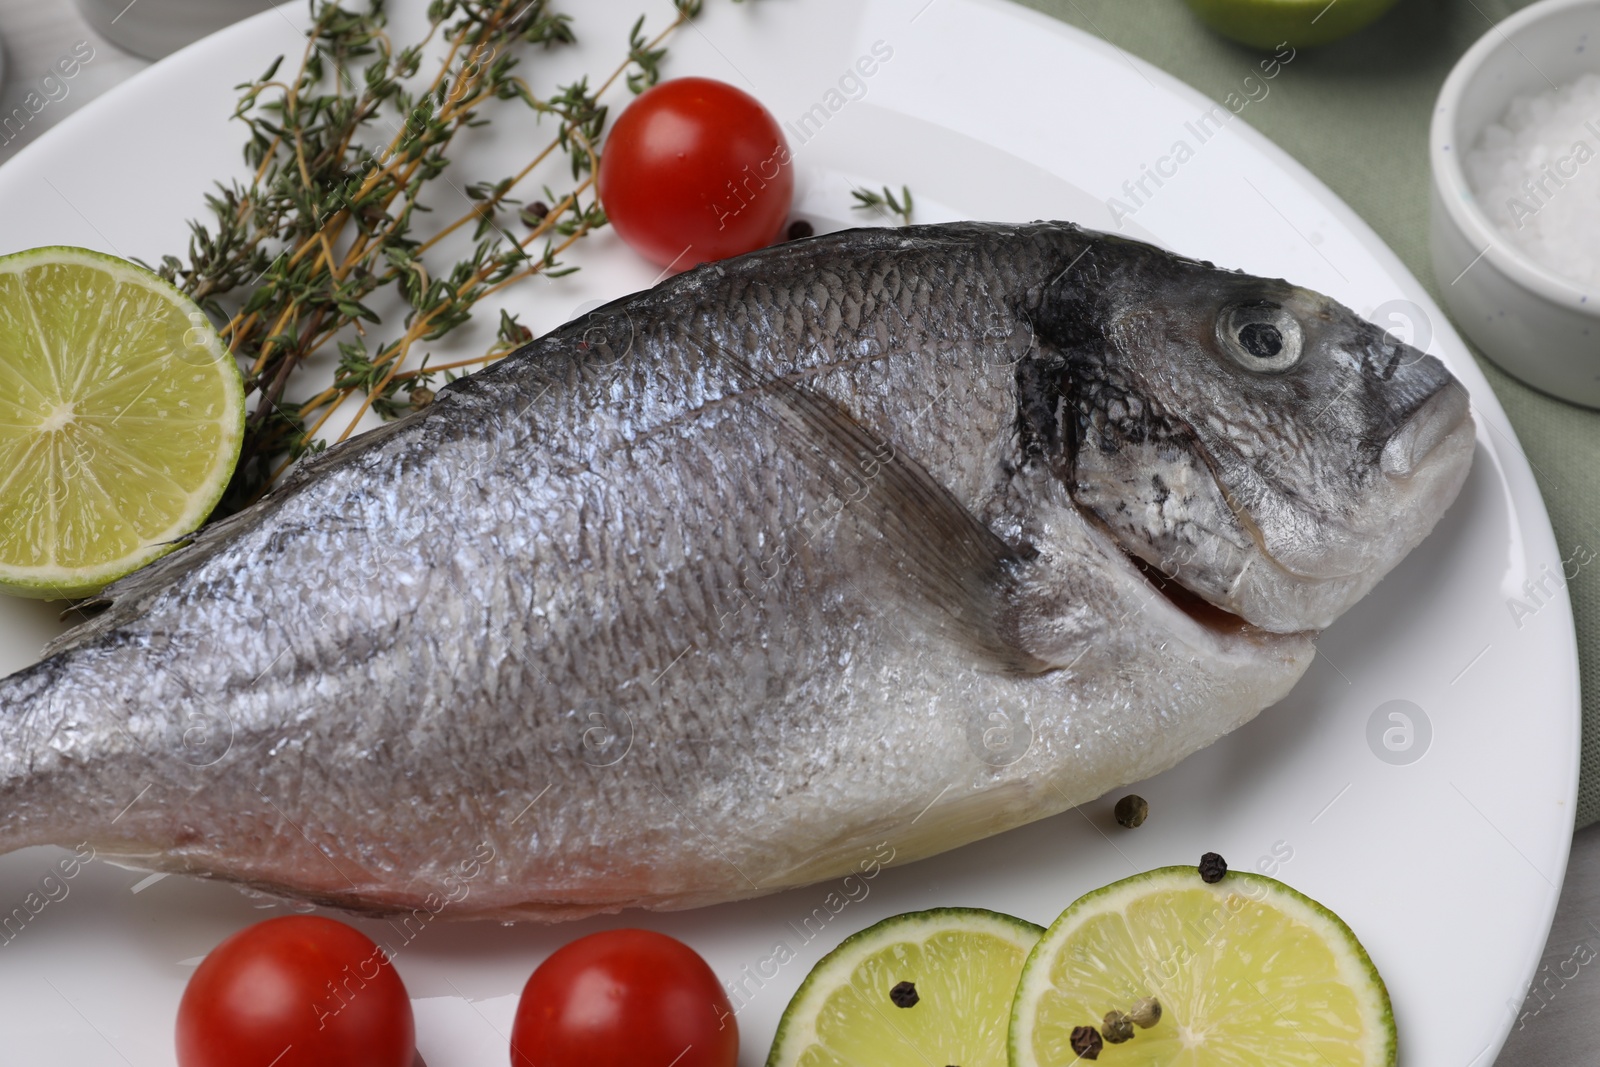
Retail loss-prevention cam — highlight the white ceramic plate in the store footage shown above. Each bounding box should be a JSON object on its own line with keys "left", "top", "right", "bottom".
{"left": 0, "top": 2, "right": 1579, "bottom": 1065}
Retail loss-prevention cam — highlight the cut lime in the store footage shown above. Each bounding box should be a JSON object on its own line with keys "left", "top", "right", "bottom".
{"left": 766, "top": 907, "right": 1045, "bottom": 1067}
{"left": 0, "top": 246, "right": 243, "bottom": 599}
{"left": 1182, "top": 0, "right": 1400, "bottom": 49}
{"left": 1011, "top": 866, "right": 1395, "bottom": 1066}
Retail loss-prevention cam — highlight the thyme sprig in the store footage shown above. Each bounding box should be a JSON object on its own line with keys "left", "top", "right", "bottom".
{"left": 149, "top": 0, "right": 698, "bottom": 516}
{"left": 851, "top": 184, "right": 915, "bottom": 226}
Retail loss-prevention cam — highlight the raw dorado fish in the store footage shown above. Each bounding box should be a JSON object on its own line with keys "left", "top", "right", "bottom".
{"left": 0, "top": 222, "right": 1473, "bottom": 919}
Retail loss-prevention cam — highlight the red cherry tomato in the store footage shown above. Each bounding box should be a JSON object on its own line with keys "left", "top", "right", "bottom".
{"left": 176, "top": 916, "right": 414, "bottom": 1067}
{"left": 598, "top": 76, "right": 793, "bottom": 269}
{"left": 510, "top": 928, "right": 738, "bottom": 1067}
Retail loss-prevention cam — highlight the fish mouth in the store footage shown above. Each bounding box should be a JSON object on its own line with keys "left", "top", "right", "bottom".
{"left": 1096, "top": 380, "right": 1472, "bottom": 639}
{"left": 1158, "top": 379, "right": 1471, "bottom": 635}
{"left": 1380, "top": 382, "right": 1472, "bottom": 480}
{"left": 1240, "top": 378, "right": 1474, "bottom": 583}
{"left": 1110, "top": 540, "right": 1279, "bottom": 640}
{"left": 1070, "top": 495, "right": 1275, "bottom": 641}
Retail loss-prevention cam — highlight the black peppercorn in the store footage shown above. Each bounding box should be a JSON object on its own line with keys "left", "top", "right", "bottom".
{"left": 1113, "top": 794, "right": 1148, "bottom": 828}
{"left": 889, "top": 980, "right": 919, "bottom": 1008}
{"left": 787, "top": 219, "right": 814, "bottom": 240}
{"left": 1102, "top": 1009, "right": 1134, "bottom": 1043}
{"left": 1130, "top": 996, "right": 1162, "bottom": 1028}
{"left": 520, "top": 200, "right": 550, "bottom": 227}
{"left": 1070, "top": 1025, "right": 1103, "bottom": 1060}
{"left": 1199, "top": 852, "right": 1227, "bottom": 883}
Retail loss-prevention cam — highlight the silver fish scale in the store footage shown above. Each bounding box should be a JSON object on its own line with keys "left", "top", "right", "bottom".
{"left": 0, "top": 220, "right": 1465, "bottom": 919}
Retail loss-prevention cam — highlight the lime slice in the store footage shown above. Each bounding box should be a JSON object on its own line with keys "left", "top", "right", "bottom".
{"left": 1182, "top": 0, "right": 1400, "bottom": 49}
{"left": 1011, "top": 867, "right": 1395, "bottom": 1066}
{"left": 0, "top": 246, "right": 243, "bottom": 599}
{"left": 766, "top": 907, "right": 1045, "bottom": 1067}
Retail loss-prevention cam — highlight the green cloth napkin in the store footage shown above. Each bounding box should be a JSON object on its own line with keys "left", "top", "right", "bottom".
{"left": 1016, "top": 0, "right": 1600, "bottom": 826}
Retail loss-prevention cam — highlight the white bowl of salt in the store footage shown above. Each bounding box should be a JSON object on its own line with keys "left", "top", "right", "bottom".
{"left": 1431, "top": 0, "right": 1600, "bottom": 406}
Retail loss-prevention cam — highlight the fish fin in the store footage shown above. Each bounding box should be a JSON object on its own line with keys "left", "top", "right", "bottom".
{"left": 689, "top": 333, "right": 1049, "bottom": 675}
{"left": 40, "top": 525, "right": 238, "bottom": 659}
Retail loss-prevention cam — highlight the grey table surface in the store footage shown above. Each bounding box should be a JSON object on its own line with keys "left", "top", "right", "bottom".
{"left": 1, "top": 0, "right": 1598, "bottom": 1063}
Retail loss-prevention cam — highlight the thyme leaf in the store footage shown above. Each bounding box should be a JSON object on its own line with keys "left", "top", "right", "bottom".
{"left": 850, "top": 184, "right": 915, "bottom": 226}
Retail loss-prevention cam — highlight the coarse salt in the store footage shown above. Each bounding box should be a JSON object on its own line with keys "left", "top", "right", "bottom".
{"left": 1463, "top": 72, "right": 1600, "bottom": 290}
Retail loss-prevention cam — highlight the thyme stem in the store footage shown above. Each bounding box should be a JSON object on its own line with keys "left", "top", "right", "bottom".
{"left": 150, "top": 0, "right": 696, "bottom": 516}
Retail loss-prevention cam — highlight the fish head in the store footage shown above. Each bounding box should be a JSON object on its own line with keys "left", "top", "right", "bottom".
{"left": 1042, "top": 237, "right": 1474, "bottom": 633}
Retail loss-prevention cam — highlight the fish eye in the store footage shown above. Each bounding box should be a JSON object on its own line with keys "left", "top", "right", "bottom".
{"left": 1217, "top": 302, "right": 1303, "bottom": 373}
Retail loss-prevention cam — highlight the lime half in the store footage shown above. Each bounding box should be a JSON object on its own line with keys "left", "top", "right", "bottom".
{"left": 0, "top": 246, "right": 243, "bottom": 599}
{"left": 1182, "top": 0, "right": 1401, "bottom": 49}
{"left": 1011, "top": 866, "right": 1395, "bottom": 1065}
{"left": 767, "top": 907, "right": 1044, "bottom": 1067}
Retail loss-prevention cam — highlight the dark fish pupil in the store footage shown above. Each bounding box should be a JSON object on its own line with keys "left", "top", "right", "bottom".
{"left": 1238, "top": 322, "right": 1283, "bottom": 359}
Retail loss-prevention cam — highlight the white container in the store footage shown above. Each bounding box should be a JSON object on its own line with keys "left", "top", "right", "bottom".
{"left": 75, "top": 0, "right": 278, "bottom": 61}
{"left": 1430, "top": 0, "right": 1600, "bottom": 407}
